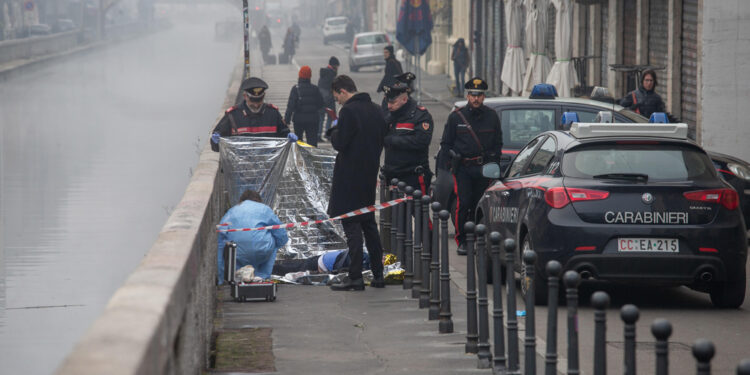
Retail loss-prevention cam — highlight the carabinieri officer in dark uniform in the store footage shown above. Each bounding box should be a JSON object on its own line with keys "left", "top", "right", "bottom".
{"left": 382, "top": 72, "right": 434, "bottom": 195}
{"left": 210, "top": 77, "right": 294, "bottom": 152}
{"left": 437, "top": 77, "right": 502, "bottom": 255}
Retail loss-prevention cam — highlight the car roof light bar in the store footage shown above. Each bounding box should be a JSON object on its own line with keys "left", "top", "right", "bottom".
{"left": 568, "top": 123, "right": 689, "bottom": 139}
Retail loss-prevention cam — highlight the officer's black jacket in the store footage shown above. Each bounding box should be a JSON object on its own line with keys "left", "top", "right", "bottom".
{"left": 437, "top": 104, "right": 502, "bottom": 170}
{"left": 211, "top": 101, "right": 289, "bottom": 152}
{"left": 284, "top": 78, "right": 325, "bottom": 126}
{"left": 382, "top": 98, "right": 433, "bottom": 177}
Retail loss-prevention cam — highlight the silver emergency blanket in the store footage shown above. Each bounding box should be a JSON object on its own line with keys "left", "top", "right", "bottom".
{"left": 219, "top": 137, "right": 348, "bottom": 259}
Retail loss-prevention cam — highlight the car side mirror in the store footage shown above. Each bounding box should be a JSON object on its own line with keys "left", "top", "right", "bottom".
{"left": 482, "top": 163, "right": 502, "bottom": 179}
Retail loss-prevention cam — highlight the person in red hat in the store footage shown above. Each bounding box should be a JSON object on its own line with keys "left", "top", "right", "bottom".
{"left": 285, "top": 66, "right": 325, "bottom": 146}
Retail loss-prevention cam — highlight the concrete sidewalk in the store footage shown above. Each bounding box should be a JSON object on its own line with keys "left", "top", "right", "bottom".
{"left": 209, "top": 56, "right": 552, "bottom": 375}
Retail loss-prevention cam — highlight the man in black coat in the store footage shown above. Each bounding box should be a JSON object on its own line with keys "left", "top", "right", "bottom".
{"left": 437, "top": 77, "right": 502, "bottom": 255}
{"left": 325, "top": 75, "right": 387, "bottom": 291}
{"left": 317, "top": 56, "right": 339, "bottom": 140}
{"left": 377, "top": 45, "right": 403, "bottom": 113}
{"left": 285, "top": 66, "right": 325, "bottom": 146}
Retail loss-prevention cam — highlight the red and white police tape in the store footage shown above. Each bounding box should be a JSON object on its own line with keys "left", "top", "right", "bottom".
{"left": 216, "top": 196, "right": 410, "bottom": 233}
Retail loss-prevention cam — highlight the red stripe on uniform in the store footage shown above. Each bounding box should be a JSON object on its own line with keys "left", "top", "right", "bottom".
{"left": 233, "top": 126, "right": 277, "bottom": 134}
{"left": 452, "top": 173, "right": 460, "bottom": 245}
{"left": 396, "top": 123, "right": 415, "bottom": 130}
{"left": 418, "top": 174, "right": 433, "bottom": 230}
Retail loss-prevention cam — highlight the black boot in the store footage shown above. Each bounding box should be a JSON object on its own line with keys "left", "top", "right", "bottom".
{"left": 457, "top": 243, "right": 467, "bottom": 256}
{"left": 370, "top": 275, "right": 385, "bottom": 288}
{"left": 330, "top": 276, "right": 365, "bottom": 291}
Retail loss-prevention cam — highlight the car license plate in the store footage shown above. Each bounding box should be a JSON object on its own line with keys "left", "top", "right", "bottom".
{"left": 617, "top": 238, "right": 678, "bottom": 252}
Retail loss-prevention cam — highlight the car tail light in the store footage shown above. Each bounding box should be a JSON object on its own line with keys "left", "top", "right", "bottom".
{"left": 683, "top": 188, "right": 739, "bottom": 210}
{"left": 545, "top": 187, "right": 609, "bottom": 209}
{"left": 353, "top": 38, "right": 358, "bottom": 53}
{"left": 567, "top": 188, "right": 610, "bottom": 202}
{"left": 276, "top": 18, "right": 281, "bottom": 23}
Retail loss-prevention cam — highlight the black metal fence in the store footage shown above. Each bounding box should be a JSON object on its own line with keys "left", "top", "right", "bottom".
{"left": 380, "top": 179, "right": 750, "bottom": 375}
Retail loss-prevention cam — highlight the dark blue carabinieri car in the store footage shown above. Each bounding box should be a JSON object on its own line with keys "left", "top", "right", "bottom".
{"left": 476, "top": 122, "right": 747, "bottom": 308}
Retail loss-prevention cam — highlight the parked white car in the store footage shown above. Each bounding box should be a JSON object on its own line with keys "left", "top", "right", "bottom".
{"left": 322, "top": 16, "right": 348, "bottom": 44}
{"left": 348, "top": 31, "right": 390, "bottom": 72}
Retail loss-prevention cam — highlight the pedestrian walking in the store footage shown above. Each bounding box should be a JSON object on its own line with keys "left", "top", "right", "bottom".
{"left": 619, "top": 69, "right": 666, "bottom": 119}
{"left": 210, "top": 77, "right": 296, "bottom": 152}
{"left": 377, "top": 45, "right": 403, "bottom": 113}
{"left": 317, "top": 56, "right": 340, "bottom": 141}
{"left": 258, "top": 25, "right": 272, "bottom": 59}
{"left": 282, "top": 27, "right": 296, "bottom": 63}
{"left": 451, "top": 38, "right": 470, "bottom": 97}
{"left": 436, "top": 77, "right": 503, "bottom": 255}
{"left": 382, "top": 72, "right": 434, "bottom": 195}
{"left": 217, "top": 190, "right": 288, "bottom": 284}
{"left": 325, "top": 75, "right": 387, "bottom": 291}
{"left": 285, "top": 66, "right": 325, "bottom": 146}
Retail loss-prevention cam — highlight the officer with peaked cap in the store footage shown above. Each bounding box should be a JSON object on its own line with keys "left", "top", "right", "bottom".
{"left": 436, "top": 76, "right": 502, "bottom": 255}
{"left": 381, "top": 72, "right": 434, "bottom": 196}
{"left": 211, "top": 77, "right": 294, "bottom": 152}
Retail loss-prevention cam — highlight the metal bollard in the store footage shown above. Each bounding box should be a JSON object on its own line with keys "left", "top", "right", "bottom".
{"left": 692, "top": 339, "right": 715, "bottom": 375}
{"left": 564, "top": 271, "right": 581, "bottom": 375}
{"left": 490, "top": 232, "right": 507, "bottom": 373}
{"left": 523, "top": 250, "right": 538, "bottom": 375}
{"left": 621, "top": 304, "right": 639, "bottom": 375}
{"left": 475, "top": 224, "right": 491, "bottom": 367}
{"left": 403, "top": 186, "right": 414, "bottom": 290}
{"left": 652, "top": 319, "right": 672, "bottom": 375}
{"left": 464, "top": 222, "right": 478, "bottom": 354}
{"left": 412, "top": 189, "right": 423, "bottom": 299}
{"left": 396, "top": 181, "right": 407, "bottom": 265}
{"left": 379, "top": 173, "right": 390, "bottom": 252}
{"left": 738, "top": 359, "right": 750, "bottom": 374}
{"left": 545, "top": 261, "right": 562, "bottom": 375}
{"left": 419, "top": 195, "right": 432, "bottom": 308}
{"left": 390, "top": 178, "right": 399, "bottom": 254}
{"left": 429, "top": 201, "right": 442, "bottom": 320}
{"left": 591, "top": 291, "right": 610, "bottom": 375}
{"left": 505, "top": 238, "right": 520, "bottom": 374}
{"left": 438, "top": 209, "right": 454, "bottom": 334}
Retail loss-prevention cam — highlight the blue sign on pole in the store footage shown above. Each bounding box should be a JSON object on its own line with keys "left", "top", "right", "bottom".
{"left": 24, "top": 0, "right": 34, "bottom": 11}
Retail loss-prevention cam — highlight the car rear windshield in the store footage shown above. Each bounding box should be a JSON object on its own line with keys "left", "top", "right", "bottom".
{"left": 356, "top": 34, "right": 388, "bottom": 45}
{"left": 562, "top": 143, "right": 716, "bottom": 181}
{"left": 327, "top": 18, "right": 348, "bottom": 26}
{"left": 499, "top": 108, "right": 556, "bottom": 149}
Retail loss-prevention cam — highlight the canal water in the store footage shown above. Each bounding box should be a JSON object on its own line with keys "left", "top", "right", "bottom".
{"left": 0, "top": 5, "right": 240, "bottom": 373}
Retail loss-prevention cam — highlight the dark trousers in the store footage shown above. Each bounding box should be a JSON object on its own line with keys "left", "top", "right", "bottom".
{"left": 318, "top": 100, "right": 335, "bottom": 137}
{"left": 453, "top": 165, "right": 491, "bottom": 246}
{"left": 454, "top": 65, "right": 466, "bottom": 96}
{"left": 294, "top": 121, "right": 318, "bottom": 147}
{"left": 342, "top": 214, "right": 383, "bottom": 280}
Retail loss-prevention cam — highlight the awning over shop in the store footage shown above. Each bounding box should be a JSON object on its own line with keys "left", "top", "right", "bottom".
{"left": 522, "top": 0, "right": 553, "bottom": 96}
{"left": 500, "top": 0, "right": 526, "bottom": 96}
{"left": 545, "top": 0, "right": 579, "bottom": 97}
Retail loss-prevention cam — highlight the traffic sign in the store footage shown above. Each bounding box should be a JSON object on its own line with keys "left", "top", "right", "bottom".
{"left": 23, "top": 0, "right": 34, "bottom": 11}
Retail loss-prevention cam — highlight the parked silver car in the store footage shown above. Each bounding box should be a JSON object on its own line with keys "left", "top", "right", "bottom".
{"left": 348, "top": 31, "right": 390, "bottom": 72}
